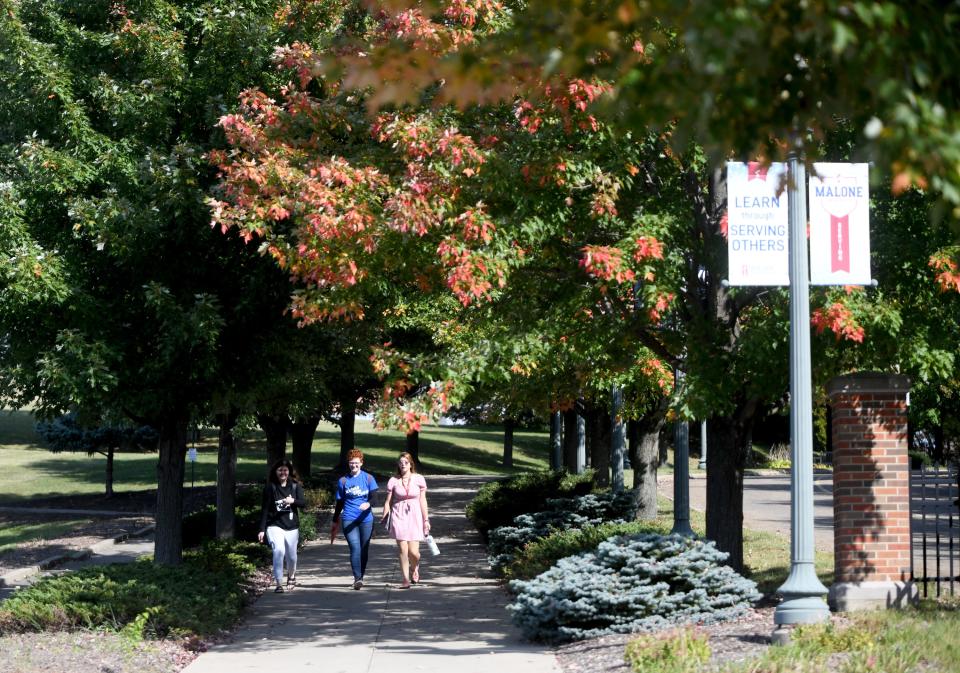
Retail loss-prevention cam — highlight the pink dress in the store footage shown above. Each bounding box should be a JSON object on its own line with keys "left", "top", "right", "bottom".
{"left": 387, "top": 474, "right": 427, "bottom": 541}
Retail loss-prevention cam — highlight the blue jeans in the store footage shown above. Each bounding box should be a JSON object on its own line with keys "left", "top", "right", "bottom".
{"left": 342, "top": 516, "right": 373, "bottom": 581}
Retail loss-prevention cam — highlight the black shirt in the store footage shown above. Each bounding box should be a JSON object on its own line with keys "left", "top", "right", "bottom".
{"left": 259, "top": 481, "right": 307, "bottom": 532}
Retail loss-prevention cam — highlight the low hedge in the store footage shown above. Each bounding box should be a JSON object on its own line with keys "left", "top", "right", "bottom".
{"left": 466, "top": 470, "right": 596, "bottom": 540}
{"left": 508, "top": 533, "right": 761, "bottom": 643}
{"left": 0, "top": 540, "right": 268, "bottom": 638}
{"left": 504, "top": 518, "right": 671, "bottom": 580}
{"left": 487, "top": 491, "right": 638, "bottom": 572}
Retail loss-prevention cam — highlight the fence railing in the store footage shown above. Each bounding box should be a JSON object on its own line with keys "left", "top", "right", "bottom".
{"left": 910, "top": 465, "right": 960, "bottom": 598}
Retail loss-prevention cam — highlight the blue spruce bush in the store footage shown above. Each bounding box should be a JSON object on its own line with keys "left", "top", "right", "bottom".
{"left": 507, "top": 533, "right": 761, "bottom": 643}
{"left": 487, "top": 492, "right": 637, "bottom": 571}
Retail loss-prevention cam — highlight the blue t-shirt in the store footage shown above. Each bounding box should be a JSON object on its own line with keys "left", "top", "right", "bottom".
{"left": 336, "top": 471, "right": 378, "bottom": 523}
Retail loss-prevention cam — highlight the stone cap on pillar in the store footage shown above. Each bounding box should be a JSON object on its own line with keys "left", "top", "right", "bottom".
{"left": 827, "top": 372, "right": 911, "bottom": 398}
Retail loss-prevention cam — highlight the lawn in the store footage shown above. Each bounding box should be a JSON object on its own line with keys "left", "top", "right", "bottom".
{"left": 2, "top": 406, "right": 711, "bottom": 503}
{"left": 0, "top": 520, "right": 92, "bottom": 554}
{"left": 0, "top": 409, "right": 552, "bottom": 501}
{"left": 655, "top": 495, "right": 834, "bottom": 596}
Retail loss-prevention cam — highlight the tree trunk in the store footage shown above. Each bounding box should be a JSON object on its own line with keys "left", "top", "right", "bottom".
{"left": 502, "top": 419, "right": 514, "bottom": 468}
{"left": 291, "top": 415, "right": 320, "bottom": 481}
{"left": 406, "top": 430, "right": 420, "bottom": 464}
{"left": 933, "top": 423, "right": 945, "bottom": 465}
{"left": 257, "top": 413, "right": 289, "bottom": 477}
{"left": 154, "top": 414, "right": 188, "bottom": 566}
{"left": 216, "top": 409, "right": 239, "bottom": 540}
{"left": 630, "top": 408, "right": 667, "bottom": 520}
{"left": 658, "top": 426, "right": 669, "bottom": 466}
{"left": 590, "top": 409, "right": 611, "bottom": 487}
{"left": 705, "top": 414, "right": 754, "bottom": 572}
{"left": 338, "top": 397, "right": 356, "bottom": 469}
{"left": 562, "top": 410, "right": 579, "bottom": 472}
{"left": 105, "top": 446, "right": 115, "bottom": 497}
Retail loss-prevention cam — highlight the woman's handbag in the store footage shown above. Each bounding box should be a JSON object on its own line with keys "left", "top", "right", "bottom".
{"left": 424, "top": 534, "right": 440, "bottom": 556}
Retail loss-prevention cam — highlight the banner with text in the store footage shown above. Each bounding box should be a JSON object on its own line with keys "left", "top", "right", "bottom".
{"left": 809, "top": 163, "right": 871, "bottom": 285}
{"left": 727, "top": 161, "right": 789, "bottom": 286}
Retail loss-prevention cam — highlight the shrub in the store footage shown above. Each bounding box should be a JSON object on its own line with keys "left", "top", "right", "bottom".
{"left": 0, "top": 540, "right": 267, "bottom": 638}
{"left": 624, "top": 629, "right": 711, "bottom": 673}
{"left": 487, "top": 491, "right": 637, "bottom": 571}
{"left": 507, "top": 533, "right": 761, "bottom": 643}
{"left": 466, "top": 470, "right": 595, "bottom": 540}
{"left": 505, "top": 518, "right": 671, "bottom": 580}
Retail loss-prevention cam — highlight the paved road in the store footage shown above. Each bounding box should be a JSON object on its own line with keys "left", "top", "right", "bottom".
{"left": 183, "top": 475, "right": 559, "bottom": 673}
{"left": 679, "top": 472, "right": 836, "bottom": 552}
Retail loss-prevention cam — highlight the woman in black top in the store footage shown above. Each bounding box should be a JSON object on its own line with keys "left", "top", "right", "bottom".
{"left": 258, "top": 459, "right": 307, "bottom": 592}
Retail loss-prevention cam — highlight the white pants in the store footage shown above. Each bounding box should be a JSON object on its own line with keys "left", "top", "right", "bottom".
{"left": 266, "top": 526, "right": 299, "bottom": 583}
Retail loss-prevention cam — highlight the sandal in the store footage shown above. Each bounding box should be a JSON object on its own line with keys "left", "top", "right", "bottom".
{"left": 274, "top": 585, "right": 284, "bottom": 593}
{"left": 287, "top": 576, "right": 296, "bottom": 588}
{"left": 399, "top": 581, "right": 411, "bottom": 589}
{"left": 412, "top": 566, "right": 420, "bottom": 584}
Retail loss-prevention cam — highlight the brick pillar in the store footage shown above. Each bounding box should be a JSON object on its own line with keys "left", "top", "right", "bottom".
{"left": 827, "top": 373, "right": 917, "bottom": 610}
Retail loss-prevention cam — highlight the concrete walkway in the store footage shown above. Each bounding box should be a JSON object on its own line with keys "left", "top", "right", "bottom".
{"left": 0, "top": 524, "right": 155, "bottom": 603}
{"left": 183, "top": 474, "right": 559, "bottom": 673}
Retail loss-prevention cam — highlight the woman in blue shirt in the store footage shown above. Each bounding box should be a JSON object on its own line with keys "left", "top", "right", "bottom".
{"left": 332, "top": 449, "right": 379, "bottom": 589}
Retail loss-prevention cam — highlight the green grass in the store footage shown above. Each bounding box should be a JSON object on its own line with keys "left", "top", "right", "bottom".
{"left": 654, "top": 496, "right": 834, "bottom": 596}
{"left": 306, "top": 419, "right": 550, "bottom": 476}
{"left": 715, "top": 599, "right": 960, "bottom": 672}
{"left": 0, "top": 409, "right": 551, "bottom": 501}
{"left": 0, "top": 520, "right": 92, "bottom": 554}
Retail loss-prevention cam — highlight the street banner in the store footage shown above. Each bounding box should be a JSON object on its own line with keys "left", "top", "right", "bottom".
{"left": 726, "top": 161, "right": 789, "bottom": 286}
{"left": 808, "top": 163, "right": 871, "bottom": 285}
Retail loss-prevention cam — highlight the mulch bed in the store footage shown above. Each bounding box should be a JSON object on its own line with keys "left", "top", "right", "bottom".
{"left": 555, "top": 607, "right": 858, "bottom": 672}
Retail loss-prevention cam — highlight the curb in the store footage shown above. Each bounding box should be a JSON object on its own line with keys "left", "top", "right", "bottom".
{"left": 0, "top": 523, "right": 155, "bottom": 589}
{"left": 657, "top": 468, "right": 833, "bottom": 480}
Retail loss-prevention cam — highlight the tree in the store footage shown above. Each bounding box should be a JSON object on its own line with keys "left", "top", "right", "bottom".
{"left": 35, "top": 413, "right": 157, "bottom": 496}
{"left": 211, "top": 1, "right": 960, "bottom": 569}
{"left": 0, "top": 0, "right": 343, "bottom": 564}
{"left": 330, "top": 1, "right": 960, "bottom": 229}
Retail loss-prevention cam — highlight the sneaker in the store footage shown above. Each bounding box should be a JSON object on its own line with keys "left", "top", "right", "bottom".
{"left": 353, "top": 578, "right": 363, "bottom": 590}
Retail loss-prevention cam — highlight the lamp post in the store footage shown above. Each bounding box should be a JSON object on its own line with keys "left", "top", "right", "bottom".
{"left": 576, "top": 414, "right": 586, "bottom": 472}
{"left": 611, "top": 385, "right": 625, "bottom": 493}
{"left": 550, "top": 411, "right": 562, "bottom": 471}
{"left": 671, "top": 417, "right": 694, "bottom": 537}
{"left": 773, "top": 151, "right": 830, "bottom": 636}
{"left": 698, "top": 421, "right": 707, "bottom": 470}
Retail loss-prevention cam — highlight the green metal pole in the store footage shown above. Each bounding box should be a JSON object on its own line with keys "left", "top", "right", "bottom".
{"left": 773, "top": 152, "right": 830, "bottom": 632}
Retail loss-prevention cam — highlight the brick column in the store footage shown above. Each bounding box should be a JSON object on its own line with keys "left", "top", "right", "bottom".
{"left": 827, "top": 373, "right": 916, "bottom": 610}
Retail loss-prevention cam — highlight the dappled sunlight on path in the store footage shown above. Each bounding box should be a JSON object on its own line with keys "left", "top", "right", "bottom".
{"left": 183, "top": 475, "right": 559, "bottom": 673}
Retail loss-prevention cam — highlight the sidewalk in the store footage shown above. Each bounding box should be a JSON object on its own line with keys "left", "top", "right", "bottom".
{"left": 183, "top": 474, "right": 559, "bottom": 673}
{"left": 0, "top": 522, "right": 155, "bottom": 603}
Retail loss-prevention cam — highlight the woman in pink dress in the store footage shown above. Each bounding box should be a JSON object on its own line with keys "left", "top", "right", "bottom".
{"left": 380, "top": 452, "right": 430, "bottom": 588}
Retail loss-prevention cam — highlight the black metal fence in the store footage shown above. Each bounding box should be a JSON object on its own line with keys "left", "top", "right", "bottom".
{"left": 910, "top": 465, "right": 960, "bottom": 597}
